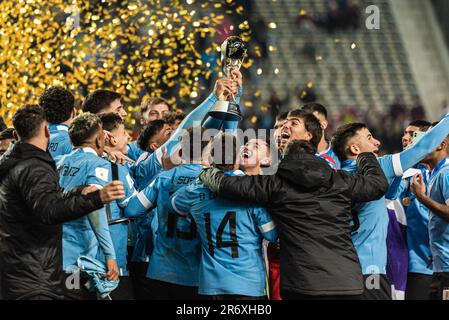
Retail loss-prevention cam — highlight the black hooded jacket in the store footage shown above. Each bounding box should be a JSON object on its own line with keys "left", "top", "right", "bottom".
{"left": 199, "top": 152, "right": 388, "bottom": 296}
{"left": 0, "top": 141, "right": 104, "bottom": 300}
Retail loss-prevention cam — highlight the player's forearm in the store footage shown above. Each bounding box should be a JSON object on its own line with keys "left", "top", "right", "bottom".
{"left": 400, "top": 114, "right": 449, "bottom": 172}
{"left": 417, "top": 194, "right": 449, "bottom": 223}
{"left": 88, "top": 209, "right": 116, "bottom": 259}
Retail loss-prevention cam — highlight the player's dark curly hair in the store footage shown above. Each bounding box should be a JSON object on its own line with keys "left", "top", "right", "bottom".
{"left": 69, "top": 113, "right": 102, "bottom": 147}
{"left": 39, "top": 86, "right": 75, "bottom": 124}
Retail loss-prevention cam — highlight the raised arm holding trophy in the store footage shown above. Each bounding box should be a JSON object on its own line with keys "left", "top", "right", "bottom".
{"left": 202, "top": 36, "right": 247, "bottom": 132}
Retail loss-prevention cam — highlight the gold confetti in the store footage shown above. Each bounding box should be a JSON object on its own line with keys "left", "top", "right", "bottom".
{"left": 0, "top": 0, "right": 250, "bottom": 126}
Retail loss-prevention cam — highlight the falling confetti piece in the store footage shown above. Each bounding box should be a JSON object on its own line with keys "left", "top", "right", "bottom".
{"left": 268, "top": 22, "right": 277, "bottom": 29}
{"left": 0, "top": 0, "right": 250, "bottom": 126}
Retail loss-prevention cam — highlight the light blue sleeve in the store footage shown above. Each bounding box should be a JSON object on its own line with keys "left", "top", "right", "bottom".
{"left": 134, "top": 152, "right": 163, "bottom": 190}
{"left": 440, "top": 175, "right": 449, "bottom": 205}
{"left": 87, "top": 209, "right": 116, "bottom": 259}
{"left": 85, "top": 162, "right": 116, "bottom": 259}
{"left": 385, "top": 178, "right": 407, "bottom": 200}
{"left": 123, "top": 176, "right": 160, "bottom": 218}
{"left": 168, "top": 185, "right": 193, "bottom": 217}
{"left": 252, "top": 207, "right": 278, "bottom": 242}
{"left": 379, "top": 113, "right": 449, "bottom": 182}
{"left": 117, "top": 164, "right": 137, "bottom": 208}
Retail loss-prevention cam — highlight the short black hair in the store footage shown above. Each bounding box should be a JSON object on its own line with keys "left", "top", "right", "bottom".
{"left": 100, "top": 113, "right": 124, "bottom": 132}
{"left": 283, "top": 140, "right": 317, "bottom": 159}
{"left": 276, "top": 111, "right": 289, "bottom": 122}
{"left": 82, "top": 90, "right": 122, "bottom": 114}
{"left": 163, "top": 111, "right": 185, "bottom": 126}
{"left": 12, "top": 105, "right": 46, "bottom": 141}
{"left": 287, "top": 109, "right": 323, "bottom": 149}
{"left": 301, "top": 102, "right": 328, "bottom": 119}
{"left": 137, "top": 119, "right": 166, "bottom": 151}
{"left": 331, "top": 123, "right": 368, "bottom": 162}
{"left": 210, "top": 132, "right": 239, "bottom": 171}
{"left": 0, "top": 128, "right": 16, "bottom": 141}
{"left": 408, "top": 120, "right": 431, "bottom": 130}
{"left": 39, "top": 86, "right": 75, "bottom": 124}
{"left": 69, "top": 113, "right": 103, "bottom": 147}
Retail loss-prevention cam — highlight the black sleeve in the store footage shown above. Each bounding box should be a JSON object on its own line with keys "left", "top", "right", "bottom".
{"left": 218, "top": 174, "right": 279, "bottom": 206}
{"left": 17, "top": 164, "right": 104, "bottom": 225}
{"left": 341, "top": 152, "right": 389, "bottom": 203}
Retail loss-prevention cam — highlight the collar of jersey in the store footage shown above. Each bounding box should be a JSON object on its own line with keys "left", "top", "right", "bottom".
{"left": 430, "top": 157, "right": 449, "bottom": 180}
{"left": 341, "top": 159, "right": 357, "bottom": 169}
{"left": 80, "top": 147, "right": 98, "bottom": 156}
{"left": 49, "top": 123, "right": 69, "bottom": 131}
{"left": 319, "top": 140, "right": 332, "bottom": 155}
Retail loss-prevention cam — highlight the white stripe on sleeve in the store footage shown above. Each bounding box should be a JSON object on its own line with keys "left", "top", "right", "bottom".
{"left": 136, "top": 191, "right": 153, "bottom": 209}
{"left": 259, "top": 221, "right": 276, "bottom": 233}
{"left": 392, "top": 153, "right": 404, "bottom": 176}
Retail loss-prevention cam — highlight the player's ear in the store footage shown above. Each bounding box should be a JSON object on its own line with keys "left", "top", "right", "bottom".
{"left": 149, "top": 143, "right": 159, "bottom": 151}
{"left": 349, "top": 143, "right": 360, "bottom": 156}
{"left": 321, "top": 120, "right": 328, "bottom": 131}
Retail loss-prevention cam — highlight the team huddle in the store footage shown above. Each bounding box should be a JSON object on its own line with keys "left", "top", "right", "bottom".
{"left": 0, "top": 69, "right": 449, "bottom": 300}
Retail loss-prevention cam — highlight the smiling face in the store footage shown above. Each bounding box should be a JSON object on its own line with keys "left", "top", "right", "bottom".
{"left": 141, "top": 103, "right": 170, "bottom": 125}
{"left": 239, "top": 138, "right": 271, "bottom": 172}
{"left": 109, "top": 123, "right": 130, "bottom": 154}
{"left": 279, "top": 116, "right": 313, "bottom": 151}
{"left": 347, "top": 127, "right": 381, "bottom": 157}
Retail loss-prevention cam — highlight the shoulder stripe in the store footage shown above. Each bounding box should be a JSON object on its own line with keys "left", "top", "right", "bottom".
{"left": 392, "top": 153, "right": 404, "bottom": 176}
{"left": 259, "top": 221, "right": 276, "bottom": 233}
{"left": 136, "top": 191, "right": 153, "bottom": 209}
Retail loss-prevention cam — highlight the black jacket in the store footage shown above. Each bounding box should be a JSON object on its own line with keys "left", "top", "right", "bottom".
{"left": 0, "top": 142, "right": 104, "bottom": 300}
{"left": 200, "top": 152, "right": 388, "bottom": 296}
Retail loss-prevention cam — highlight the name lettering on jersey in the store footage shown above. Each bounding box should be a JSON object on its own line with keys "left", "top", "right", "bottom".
{"left": 58, "top": 164, "right": 80, "bottom": 177}
{"left": 176, "top": 176, "right": 196, "bottom": 185}
{"left": 49, "top": 142, "right": 59, "bottom": 152}
{"left": 199, "top": 192, "right": 216, "bottom": 201}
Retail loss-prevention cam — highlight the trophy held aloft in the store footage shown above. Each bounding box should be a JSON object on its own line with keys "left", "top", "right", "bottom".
{"left": 205, "top": 36, "right": 247, "bottom": 128}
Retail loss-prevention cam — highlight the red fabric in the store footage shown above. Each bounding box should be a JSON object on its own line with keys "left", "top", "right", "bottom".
{"left": 267, "top": 243, "right": 282, "bottom": 300}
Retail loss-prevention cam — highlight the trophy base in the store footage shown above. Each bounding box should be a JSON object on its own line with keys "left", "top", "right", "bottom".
{"left": 207, "top": 100, "right": 242, "bottom": 121}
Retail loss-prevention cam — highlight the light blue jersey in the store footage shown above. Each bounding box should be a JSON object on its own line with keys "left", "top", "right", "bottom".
{"left": 124, "top": 163, "right": 203, "bottom": 286}
{"left": 388, "top": 168, "right": 432, "bottom": 275}
{"left": 320, "top": 142, "right": 341, "bottom": 169}
{"left": 341, "top": 113, "right": 449, "bottom": 275}
{"left": 428, "top": 158, "right": 449, "bottom": 273}
{"left": 169, "top": 177, "right": 277, "bottom": 297}
{"left": 127, "top": 141, "right": 144, "bottom": 162}
{"left": 48, "top": 124, "right": 72, "bottom": 161}
{"left": 57, "top": 147, "right": 116, "bottom": 273}
{"left": 95, "top": 162, "right": 137, "bottom": 276}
